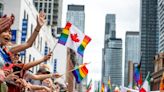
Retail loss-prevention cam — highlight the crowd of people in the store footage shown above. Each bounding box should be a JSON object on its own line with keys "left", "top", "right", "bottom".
{"left": 0, "top": 11, "right": 67, "bottom": 92}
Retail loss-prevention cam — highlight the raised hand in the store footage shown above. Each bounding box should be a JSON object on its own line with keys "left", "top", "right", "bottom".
{"left": 43, "top": 86, "right": 51, "bottom": 92}
{"left": 52, "top": 73, "right": 62, "bottom": 78}
{"left": 43, "top": 52, "right": 52, "bottom": 61}
{"left": 37, "top": 11, "right": 46, "bottom": 28}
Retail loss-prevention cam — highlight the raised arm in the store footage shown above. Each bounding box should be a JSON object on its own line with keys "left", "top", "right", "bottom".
{"left": 10, "top": 11, "right": 46, "bottom": 54}
{"left": 29, "top": 84, "right": 50, "bottom": 92}
{"left": 23, "top": 52, "right": 52, "bottom": 70}
{"left": 27, "top": 73, "right": 61, "bottom": 80}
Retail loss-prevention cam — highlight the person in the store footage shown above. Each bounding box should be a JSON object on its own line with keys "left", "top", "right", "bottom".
{"left": 6, "top": 52, "right": 61, "bottom": 92}
{"left": 0, "top": 14, "right": 15, "bottom": 92}
{"left": 32, "top": 64, "right": 55, "bottom": 92}
{"left": 0, "top": 11, "right": 45, "bottom": 67}
{"left": 0, "top": 11, "right": 45, "bottom": 92}
{"left": 160, "top": 73, "right": 164, "bottom": 91}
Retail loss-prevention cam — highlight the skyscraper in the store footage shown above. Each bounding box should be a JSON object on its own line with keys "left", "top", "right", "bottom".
{"left": 158, "top": 0, "right": 164, "bottom": 52}
{"left": 67, "top": 5, "right": 85, "bottom": 32}
{"left": 102, "top": 38, "right": 122, "bottom": 87}
{"left": 124, "top": 31, "right": 140, "bottom": 87}
{"left": 102, "top": 14, "right": 122, "bottom": 89}
{"left": 33, "top": 0, "right": 63, "bottom": 27}
{"left": 140, "top": 0, "right": 159, "bottom": 80}
{"left": 104, "top": 14, "right": 116, "bottom": 47}
{"left": 66, "top": 4, "right": 85, "bottom": 92}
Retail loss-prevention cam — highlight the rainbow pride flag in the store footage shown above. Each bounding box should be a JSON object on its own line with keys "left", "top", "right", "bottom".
{"left": 72, "top": 64, "right": 88, "bottom": 83}
{"left": 58, "top": 22, "right": 91, "bottom": 57}
{"left": 108, "top": 80, "right": 112, "bottom": 92}
{"left": 101, "top": 83, "right": 105, "bottom": 92}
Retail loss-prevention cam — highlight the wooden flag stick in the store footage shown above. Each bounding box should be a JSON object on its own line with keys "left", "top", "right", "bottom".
{"left": 51, "top": 41, "right": 58, "bottom": 52}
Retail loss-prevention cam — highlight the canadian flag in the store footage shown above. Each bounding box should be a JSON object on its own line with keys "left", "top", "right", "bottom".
{"left": 139, "top": 72, "right": 150, "bottom": 92}
{"left": 58, "top": 22, "right": 91, "bottom": 57}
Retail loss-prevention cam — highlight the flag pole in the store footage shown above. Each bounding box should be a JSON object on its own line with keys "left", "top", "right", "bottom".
{"left": 51, "top": 41, "right": 58, "bottom": 53}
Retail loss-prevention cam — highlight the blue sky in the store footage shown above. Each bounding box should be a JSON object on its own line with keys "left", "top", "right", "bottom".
{"left": 62, "top": 0, "right": 140, "bottom": 87}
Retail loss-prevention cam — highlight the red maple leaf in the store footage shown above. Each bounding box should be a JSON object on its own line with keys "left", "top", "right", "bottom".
{"left": 71, "top": 33, "right": 80, "bottom": 42}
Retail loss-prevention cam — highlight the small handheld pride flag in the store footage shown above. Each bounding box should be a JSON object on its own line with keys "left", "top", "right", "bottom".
{"left": 72, "top": 64, "right": 88, "bottom": 83}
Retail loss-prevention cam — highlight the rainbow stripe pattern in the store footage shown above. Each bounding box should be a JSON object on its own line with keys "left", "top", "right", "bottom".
{"left": 72, "top": 65, "right": 88, "bottom": 83}
{"left": 58, "top": 22, "right": 71, "bottom": 45}
{"left": 101, "top": 83, "right": 105, "bottom": 92}
{"left": 108, "top": 80, "right": 112, "bottom": 92}
{"left": 77, "top": 35, "right": 91, "bottom": 57}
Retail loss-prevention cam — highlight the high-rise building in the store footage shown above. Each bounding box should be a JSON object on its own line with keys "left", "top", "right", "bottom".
{"left": 102, "top": 38, "right": 122, "bottom": 88}
{"left": 140, "top": 0, "right": 159, "bottom": 80}
{"left": 158, "top": 0, "right": 164, "bottom": 52}
{"left": 104, "top": 14, "right": 116, "bottom": 47}
{"left": 124, "top": 31, "right": 140, "bottom": 86}
{"left": 102, "top": 14, "right": 122, "bottom": 90}
{"left": 66, "top": 4, "right": 85, "bottom": 92}
{"left": 33, "top": 0, "right": 63, "bottom": 27}
{"left": 67, "top": 5, "right": 85, "bottom": 32}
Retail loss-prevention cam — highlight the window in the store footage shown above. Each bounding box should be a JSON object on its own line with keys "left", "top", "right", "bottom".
{"left": 48, "top": 15, "right": 51, "bottom": 25}
{"left": 24, "top": 55, "right": 26, "bottom": 64}
{"left": 40, "top": 37, "right": 42, "bottom": 52}
{"left": 29, "top": 54, "right": 31, "bottom": 62}
{"left": 49, "top": 3, "right": 51, "bottom": 8}
{"left": 24, "top": 10, "right": 26, "bottom": 19}
{"left": 40, "top": 3, "right": 42, "bottom": 8}
{"left": 31, "top": 24, "right": 33, "bottom": 35}
{"left": 35, "top": 3, "right": 38, "bottom": 8}
{"left": 44, "top": 9, "right": 47, "bottom": 13}
{"left": 37, "top": 34, "right": 40, "bottom": 49}
{"left": 45, "top": 3, "right": 47, "bottom": 8}
{"left": 0, "top": 3, "right": 3, "bottom": 17}
{"left": 32, "top": 57, "right": 35, "bottom": 72}
{"left": 48, "top": 9, "right": 51, "bottom": 13}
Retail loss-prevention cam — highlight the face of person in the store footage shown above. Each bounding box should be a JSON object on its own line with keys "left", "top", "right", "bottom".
{"left": 11, "top": 53, "right": 20, "bottom": 64}
{"left": 0, "top": 29, "right": 12, "bottom": 46}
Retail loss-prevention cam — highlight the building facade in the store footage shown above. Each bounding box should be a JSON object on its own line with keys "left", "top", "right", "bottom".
{"left": 33, "top": 0, "right": 63, "bottom": 27}
{"left": 124, "top": 31, "right": 140, "bottom": 86}
{"left": 66, "top": 4, "right": 85, "bottom": 92}
{"left": 67, "top": 5, "right": 85, "bottom": 33}
{"left": 140, "top": 0, "right": 159, "bottom": 80}
{"left": 104, "top": 14, "right": 116, "bottom": 47}
{"left": 158, "top": 0, "right": 164, "bottom": 52}
{"left": 102, "top": 14, "right": 122, "bottom": 90}
{"left": 102, "top": 38, "right": 122, "bottom": 88}
{"left": 151, "top": 53, "right": 164, "bottom": 90}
